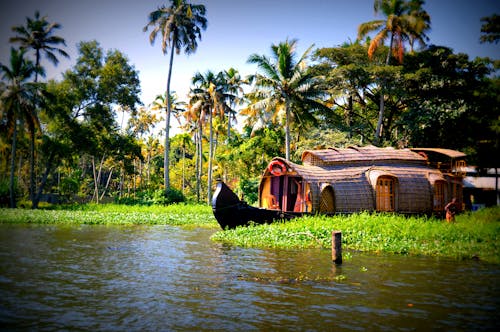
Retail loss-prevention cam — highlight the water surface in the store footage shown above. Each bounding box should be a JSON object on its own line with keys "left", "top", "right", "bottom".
{"left": 0, "top": 223, "right": 498, "bottom": 331}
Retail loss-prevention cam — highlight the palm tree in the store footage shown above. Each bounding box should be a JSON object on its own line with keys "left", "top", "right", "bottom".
{"left": 10, "top": 11, "right": 69, "bottom": 204}
{"left": 406, "top": 0, "right": 431, "bottom": 52}
{"left": 150, "top": 91, "right": 187, "bottom": 130}
{"left": 0, "top": 48, "right": 40, "bottom": 208}
{"left": 222, "top": 68, "right": 246, "bottom": 140}
{"left": 358, "top": 0, "right": 430, "bottom": 145}
{"left": 144, "top": 0, "right": 207, "bottom": 192}
{"left": 172, "top": 133, "right": 193, "bottom": 193}
{"left": 245, "top": 39, "right": 330, "bottom": 160}
{"left": 10, "top": 11, "right": 70, "bottom": 83}
{"left": 190, "top": 70, "right": 234, "bottom": 203}
{"left": 182, "top": 100, "right": 205, "bottom": 202}
{"left": 480, "top": 14, "right": 500, "bottom": 44}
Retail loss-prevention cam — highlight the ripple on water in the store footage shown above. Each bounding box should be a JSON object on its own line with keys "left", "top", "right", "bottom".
{"left": 0, "top": 224, "right": 499, "bottom": 331}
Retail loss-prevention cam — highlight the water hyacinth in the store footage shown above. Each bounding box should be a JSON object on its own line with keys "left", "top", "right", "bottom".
{"left": 0, "top": 204, "right": 217, "bottom": 228}
{"left": 211, "top": 208, "right": 500, "bottom": 263}
{"left": 1, "top": 205, "right": 499, "bottom": 263}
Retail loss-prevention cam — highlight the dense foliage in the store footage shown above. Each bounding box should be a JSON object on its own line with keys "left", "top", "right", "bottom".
{"left": 0, "top": 1, "right": 498, "bottom": 208}
{"left": 0, "top": 203, "right": 215, "bottom": 227}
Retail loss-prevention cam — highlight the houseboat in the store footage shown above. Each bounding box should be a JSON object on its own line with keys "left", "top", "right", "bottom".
{"left": 212, "top": 146, "right": 466, "bottom": 229}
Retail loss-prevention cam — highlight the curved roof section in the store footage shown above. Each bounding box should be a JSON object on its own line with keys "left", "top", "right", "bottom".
{"left": 301, "top": 145, "right": 425, "bottom": 166}
{"left": 410, "top": 148, "right": 466, "bottom": 158}
{"left": 265, "top": 157, "right": 439, "bottom": 184}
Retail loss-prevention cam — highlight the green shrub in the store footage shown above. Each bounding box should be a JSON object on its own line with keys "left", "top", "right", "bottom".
{"left": 0, "top": 177, "right": 17, "bottom": 207}
{"left": 0, "top": 178, "right": 10, "bottom": 207}
{"left": 239, "top": 178, "right": 259, "bottom": 204}
{"left": 115, "top": 188, "right": 186, "bottom": 205}
{"left": 163, "top": 188, "right": 186, "bottom": 204}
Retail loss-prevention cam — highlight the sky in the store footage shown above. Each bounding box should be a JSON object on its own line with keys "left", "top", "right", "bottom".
{"left": 1, "top": 0, "right": 499, "bottom": 108}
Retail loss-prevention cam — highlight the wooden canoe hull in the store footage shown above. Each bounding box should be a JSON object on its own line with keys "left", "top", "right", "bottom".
{"left": 211, "top": 181, "right": 299, "bottom": 230}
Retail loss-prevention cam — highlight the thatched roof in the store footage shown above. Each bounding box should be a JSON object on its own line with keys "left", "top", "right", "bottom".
{"left": 265, "top": 156, "right": 444, "bottom": 213}
{"left": 410, "top": 148, "right": 466, "bottom": 159}
{"left": 302, "top": 145, "right": 425, "bottom": 166}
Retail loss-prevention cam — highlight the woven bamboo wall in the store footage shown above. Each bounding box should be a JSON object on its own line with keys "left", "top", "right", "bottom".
{"left": 264, "top": 146, "right": 458, "bottom": 214}
{"left": 278, "top": 161, "right": 443, "bottom": 214}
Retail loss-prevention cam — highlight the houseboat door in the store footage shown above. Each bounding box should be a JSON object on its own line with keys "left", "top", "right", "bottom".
{"left": 263, "top": 176, "right": 305, "bottom": 212}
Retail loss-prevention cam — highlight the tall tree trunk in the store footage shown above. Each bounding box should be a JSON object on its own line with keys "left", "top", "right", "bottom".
{"left": 91, "top": 155, "right": 106, "bottom": 204}
{"left": 347, "top": 95, "right": 353, "bottom": 139}
{"left": 496, "top": 167, "right": 499, "bottom": 206}
{"left": 197, "top": 122, "right": 203, "bottom": 202}
{"left": 119, "top": 163, "right": 124, "bottom": 198}
{"left": 9, "top": 122, "right": 18, "bottom": 208}
{"left": 91, "top": 157, "right": 98, "bottom": 203}
{"left": 285, "top": 99, "right": 291, "bottom": 161}
{"left": 31, "top": 51, "right": 41, "bottom": 203}
{"left": 227, "top": 110, "right": 232, "bottom": 141}
{"left": 34, "top": 50, "right": 40, "bottom": 83}
{"left": 164, "top": 42, "right": 176, "bottom": 193}
{"left": 99, "top": 168, "right": 114, "bottom": 201}
{"left": 182, "top": 143, "right": 185, "bottom": 194}
{"left": 146, "top": 150, "right": 151, "bottom": 186}
{"left": 195, "top": 121, "right": 202, "bottom": 203}
{"left": 139, "top": 160, "right": 143, "bottom": 190}
{"left": 207, "top": 110, "right": 214, "bottom": 203}
{"left": 374, "top": 35, "right": 394, "bottom": 146}
{"left": 32, "top": 151, "right": 54, "bottom": 209}
{"left": 133, "top": 159, "right": 136, "bottom": 196}
{"left": 29, "top": 124, "right": 36, "bottom": 205}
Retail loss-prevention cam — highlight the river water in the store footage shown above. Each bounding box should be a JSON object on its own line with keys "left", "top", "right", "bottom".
{"left": 0, "top": 223, "right": 499, "bottom": 331}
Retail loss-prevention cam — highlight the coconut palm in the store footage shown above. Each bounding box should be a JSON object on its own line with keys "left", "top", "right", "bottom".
{"left": 190, "top": 70, "right": 235, "bottom": 202}
{"left": 150, "top": 91, "right": 187, "bottom": 130}
{"left": 144, "top": 0, "right": 207, "bottom": 192}
{"left": 183, "top": 99, "right": 205, "bottom": 202}
{"left": 358, "top": 0, "right": 430, "bottom": 145}
{"left": 10, "top": 11, "right": 69, "bottom": 83}
{"left": 480, "top": 14, "right": 500, "bottom": 44}
{"left": 10, "top": 11, "right": 69, "bottom": 203}
{"left": 0, "top": 48, "right": 40, "bottom": 208}
{"left": 171, "top": 133, "right": 193, "bottom": 193}
{"left": 406, "top": 0, "right": 431, "bottom": 52}
{"left": 222, "top": 68, "right": 246, "bottom": 140}
{"left": 245, "top": 39, "right": 330, "bottom": 160}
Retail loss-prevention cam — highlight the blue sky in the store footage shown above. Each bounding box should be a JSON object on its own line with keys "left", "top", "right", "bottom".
{"left": 1, "top": 0, "right": 499, "bottom": 107}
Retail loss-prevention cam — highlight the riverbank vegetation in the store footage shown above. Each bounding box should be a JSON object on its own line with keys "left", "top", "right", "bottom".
{"left": 211, "top": 206, "right": 500, "bottom": 264}
{"left": 0, "top": 204, "right": 216, "bottom": 228}
{"left": 1, "top": 204, "right": 498, "bottom": 263}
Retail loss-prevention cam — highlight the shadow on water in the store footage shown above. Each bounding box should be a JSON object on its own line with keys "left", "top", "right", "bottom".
{"left": 0, "top": 223, "right": 499, "bottom": 331}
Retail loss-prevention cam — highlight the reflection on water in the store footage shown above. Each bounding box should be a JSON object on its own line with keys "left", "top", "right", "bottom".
{"left": 0, "top": 223, "right": 499, "bottom": 331}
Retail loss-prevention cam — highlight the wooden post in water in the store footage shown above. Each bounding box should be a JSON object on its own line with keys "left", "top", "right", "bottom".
{"left": 332, "top": 231, "right": 342, "bottom": 265}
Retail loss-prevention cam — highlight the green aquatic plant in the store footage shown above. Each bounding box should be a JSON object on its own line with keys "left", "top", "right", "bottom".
{"left": 211, "top": 207, "right": 500, "bottom": 263}
{"left": 1, "top": 204, "right": 498, "bottom": 262}
{"left": 0, "top": 204, "right": 218, "bottom": 228}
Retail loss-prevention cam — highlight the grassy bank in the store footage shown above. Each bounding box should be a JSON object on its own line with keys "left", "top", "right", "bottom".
{"left": 0, "top": 204, "right": 218, "bottom": 228}
{"left": 211, "top": 207, "right": 500, "bottom": 264}
{"left": 1, "top": 204, "right": 499, "bottom": 263}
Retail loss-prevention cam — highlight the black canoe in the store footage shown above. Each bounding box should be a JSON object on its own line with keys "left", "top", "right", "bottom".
{"left": 211, "top": 181, "right": 300, "bottom": 230}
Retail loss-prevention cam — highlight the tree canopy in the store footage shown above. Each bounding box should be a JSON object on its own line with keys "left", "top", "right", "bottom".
{"left": 1, "top": 1, "right": 498, "bottom": 207}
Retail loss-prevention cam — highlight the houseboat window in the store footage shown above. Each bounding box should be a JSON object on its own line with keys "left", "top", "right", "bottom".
{"left": 270, "top": 176, "right": 282, "bottom": 209}
{"left": 319, "top": 186, "right": 335, "bottom": 213}
{"left": 376, "top": 176, "right": 395, "bottom": 211}
{"left": 433, "top": 181, "right": 446, "bottom": 212}
{"left": 289, "top": 178, "right": 304, "bottom": 212}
